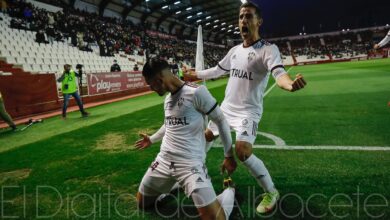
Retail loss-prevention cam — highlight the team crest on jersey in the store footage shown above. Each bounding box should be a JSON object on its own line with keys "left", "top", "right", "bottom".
{"left": 248, "top": 52, "right": 256, "bottom": 62}
{"left": 178, "top": 97, "right": 185, "bottom": 108}
{"left": 242, "top": 119, "right": 248, "bottom": 126}
{"left": 232, "top": 54, "right": 237, "bottom": 60}
{"left": 191, "top": 168, "right": 200, "bottom": 174}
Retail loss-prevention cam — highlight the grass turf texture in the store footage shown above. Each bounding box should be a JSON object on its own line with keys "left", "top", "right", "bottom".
{"left": 0, "top": 59, "right": 389, "bottom": 219}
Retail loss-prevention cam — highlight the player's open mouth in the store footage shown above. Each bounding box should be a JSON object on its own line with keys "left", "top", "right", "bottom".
{"left": 241, "top": 26, "right": 249, "bottom": 34}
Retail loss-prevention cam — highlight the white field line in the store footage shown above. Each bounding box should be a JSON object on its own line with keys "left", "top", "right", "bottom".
{"left": 213, "top": 144, "right": 390, "bottom": 151}
{"left": 251, "top": 145, "right": 390, "bottom": 151}
{"left": 264, "top": 66, "right": 294, "bottom": 97}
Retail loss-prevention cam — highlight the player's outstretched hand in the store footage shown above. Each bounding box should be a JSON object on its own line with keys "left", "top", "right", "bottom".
{"left": 373, "top": 44, "right": 380, "bottom": 50}
{"left": 221, "top": 157, "right": 237, "bottom": 176}
{"left": 291, "top": 73, "right": 307, "bottom": 92}
{"left": 134, "top": 133, "right": 152, "bottom": 150}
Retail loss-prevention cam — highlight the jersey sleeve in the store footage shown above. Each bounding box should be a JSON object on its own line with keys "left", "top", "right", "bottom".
{"left": 192, "top": 85, "right": 218, "bottom": 115}
{"left": 263, "top": 44, "right": 287, "bottom": 79}
{"left": 378, "top": 30, "right": 390, "bottom": 48}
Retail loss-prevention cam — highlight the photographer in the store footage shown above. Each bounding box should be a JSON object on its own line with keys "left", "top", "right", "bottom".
{"left": 0, "top": 92, "right": 17, "bottom": 131}
{"left": 57, "top": 64, "right": 89, "bottom": 119}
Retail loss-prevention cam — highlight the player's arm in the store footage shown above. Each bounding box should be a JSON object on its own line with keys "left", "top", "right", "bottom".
{"left": 374, "top": 31, "right": 390, "bottom": 49}
{"left": 194, "top": 86, "right": 237, "bottom": 175}
{"left": 276, "top": 73, "right": 306, "bottom": 92}
{"left": 265, "top": 45, "right": 307, "bottom": 92}
{"left": 186, "top": 47, "right": 235, "bottom": 79}
{"left": 134, "top": 125, "right": 165, "bottom": 150}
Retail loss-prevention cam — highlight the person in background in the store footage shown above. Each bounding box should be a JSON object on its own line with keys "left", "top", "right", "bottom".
{"left": 133, "top": 63, "right": 139, "bottom": 71}
{"left": 0, "top": 92, "right": 17, "bottom": 131}
{"left": 57, "top": 64, "right": 89, "bottom": 119}
{"left": 110, "top": 60, "right": 121, "bottom": 72}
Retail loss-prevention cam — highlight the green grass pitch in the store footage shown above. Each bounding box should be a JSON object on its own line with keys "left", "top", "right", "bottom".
{"left": 0, "top": 59, "right": 389, "bottom": 219}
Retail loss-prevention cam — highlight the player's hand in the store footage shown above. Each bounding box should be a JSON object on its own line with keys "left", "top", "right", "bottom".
{"left": 291, "top": 73, "right": 307, "bottom": 92}
{"left": 184, "top": 69, "right": 197, "bottom": 78}
{"left": 373, "top": 44, "right": 380, "bottom": 50}
{"left": 221, "top": 157, "right": 237, "bottom": 176}
{"left": 134, "top": 133, "right": 152, "bottom": 150}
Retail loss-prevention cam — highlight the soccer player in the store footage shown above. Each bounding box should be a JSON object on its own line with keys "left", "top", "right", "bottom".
{"left": 374, "top": 30, "right": 390, "bottom": 49}
{"left": 135, "top": 58, "right": 237, "bottom": 220}
{"left": 187, "top": 2, "right": 306, "bottom": 214}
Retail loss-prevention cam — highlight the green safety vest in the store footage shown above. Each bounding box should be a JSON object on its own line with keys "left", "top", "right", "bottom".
{"left": 178, "top": 68, "right": 184, "bottom": 78}
{"left": 61, "top": 70, "right": 78, "bottom": 94}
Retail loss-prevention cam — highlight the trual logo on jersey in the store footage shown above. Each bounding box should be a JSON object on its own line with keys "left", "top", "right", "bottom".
{"left": 241, "top": 131, "right": 249, "bottom": 136}
{"left": 232, "top": 54, "right": 237, "bottom": 60}
{"left": 196, "top": 177, "right": 204, "bottom": 183}
{"left": 165, "top": 116, "right": 189, "bottom": 126}
{"left": 231, "top": 69, "right": 254, "bottom": 80}
{"left": 248, "top": 52, "right": 256, "bottom": 62}
{"left": 178, "top": 97, "right": 185, "bottom": 108}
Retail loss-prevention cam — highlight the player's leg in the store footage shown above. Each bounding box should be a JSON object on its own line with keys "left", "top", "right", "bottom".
{"left": 62, "top": 93, "right": 70, "bottom": 118}
{"left": 234, "top": 119, "right": 279, "bottom": 214}
{"left": 178, "top": 162, "right": 235, "bottom": 219}
{"left": 193, "top": 190, "right": 228, "bottom": 220}
{"left": 137, "top": 158, "right": 176, "bottom": 209}
{"left": 0, "top": 96, "right": 16, "bottom": 130}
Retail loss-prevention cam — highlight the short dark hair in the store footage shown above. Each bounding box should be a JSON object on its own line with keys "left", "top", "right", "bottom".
{"left": 142, "top": 58, "right": 170, "bottom": 79}
{"left": 240, "top": 1, "right": 262, "bottom": 18}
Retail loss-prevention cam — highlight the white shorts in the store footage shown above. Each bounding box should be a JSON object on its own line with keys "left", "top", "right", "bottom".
{"left": 208, "top": 111, "right": 260, "bottom": 144}
{"left": 138, "top": 156, "right": 216, "bottom": 208}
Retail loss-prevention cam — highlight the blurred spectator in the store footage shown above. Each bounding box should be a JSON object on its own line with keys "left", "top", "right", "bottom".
{"left": 133, "top": 64, "right": 139, "bottom": 71}
{"left": 46, "top": 25, "right": 55, "bottom": 44}
{"left": 35, "top": 29, "right": 48, "bottom": 44}
{"left": 0, "top": 0, "right": 7, "bottom": 13}
{"left": 110, "top": 60, "right": 121, "bottom": 72}
{"left": 0, "top": 92, "right": 17, "bottom": 131}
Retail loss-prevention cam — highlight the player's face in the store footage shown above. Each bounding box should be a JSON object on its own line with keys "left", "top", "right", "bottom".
{"left": 145, "top": 74, "right": 166, "bottom": 96}
{"left": 239, "top": 7, "right": 262, "bottom": 40}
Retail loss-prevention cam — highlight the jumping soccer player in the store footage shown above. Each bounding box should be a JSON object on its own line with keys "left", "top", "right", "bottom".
{"left": 135, "top": 58, "right": 237, "bottom": 220}
{"left": 374, "top": 30, "right": 390, "bottom": 49}
{"left": 187, "top": 2, "right": 306, "bottom": 214}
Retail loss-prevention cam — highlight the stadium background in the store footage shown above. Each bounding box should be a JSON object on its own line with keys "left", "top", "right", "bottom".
{"left": 0, "top": 0, "right": 389, "bottom": 219}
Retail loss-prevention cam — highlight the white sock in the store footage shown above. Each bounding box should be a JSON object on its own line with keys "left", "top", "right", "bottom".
{"left": 205, "top": 140, "right": 214, "bottom": 152}
{"left": 243, "top": 154, "right": 276, "bottom": 193}
{"left": 217, "top": 188, "right": 235, "bottom": 218}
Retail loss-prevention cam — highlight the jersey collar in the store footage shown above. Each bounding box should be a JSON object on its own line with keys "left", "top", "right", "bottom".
{"left": 243, "top": 38, "right": 262, "bottom": 48}
{"left": 171, "top": 83, "right": 185, "bottom": 95}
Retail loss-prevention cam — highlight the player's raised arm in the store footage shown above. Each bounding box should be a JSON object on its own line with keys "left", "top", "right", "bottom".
{"left": 374, "top": 30, "right": 390, "bottom": 49}
{"left": 276, "top": 73, "right": 307, "bottom": 92}
{"left": 134, "top": 125, "right": 165, "bottom": 150}
{"left": 264, "top": 44, "right": 307, "bottom": 92}
{"left": 193, "top": 86, "right": 237, "bottom": 175}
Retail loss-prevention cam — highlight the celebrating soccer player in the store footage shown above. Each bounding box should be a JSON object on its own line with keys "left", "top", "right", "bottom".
{"left": 135, "top": 58, "right": 237, "bottom": 220}
{"left": 187, "top": 2, "right": 307, "bottom": 214}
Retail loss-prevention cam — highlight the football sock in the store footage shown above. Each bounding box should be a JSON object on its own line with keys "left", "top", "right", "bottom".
{"left": 243, "top": 154, "right": 276, "bottom": 193}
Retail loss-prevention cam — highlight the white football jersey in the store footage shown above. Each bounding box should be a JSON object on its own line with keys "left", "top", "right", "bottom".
{"left": 217, "top": 39, "right": 286, "bottom": 118}
{"left": 378, "top": 30, "right": 390, "bottom": 48}
{"left": 158, "top": 83, "right": 218, "bottom": 163}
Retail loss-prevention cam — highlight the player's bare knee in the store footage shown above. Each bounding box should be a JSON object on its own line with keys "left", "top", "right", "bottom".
{"left": 235, "top": 142, "right": 253, "bottom": 162}
{"left": 205, "top": 129, "right": 215, "bottom": 142}
{"left": 136, "top": 192, "right": 153, "bottom": 209}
